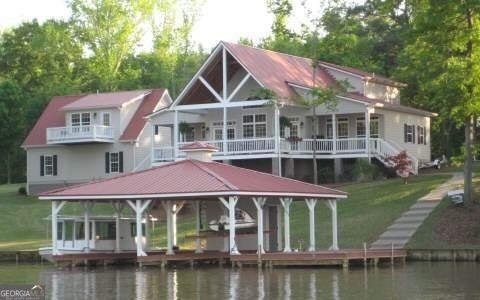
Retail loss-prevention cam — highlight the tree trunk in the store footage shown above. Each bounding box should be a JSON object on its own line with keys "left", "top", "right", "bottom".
{"left": 464, "top": 115, "right": 475, "bottom": 204}
{"left": 312, "top": 111, "right": 318, "bottom": 185}
{"left": 6, "top": 152, "right": 11, "bottom": 184}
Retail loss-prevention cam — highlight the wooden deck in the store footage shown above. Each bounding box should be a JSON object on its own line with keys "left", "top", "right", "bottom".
{"left": 50, "top": 249, "right": 407, "bottom": 268}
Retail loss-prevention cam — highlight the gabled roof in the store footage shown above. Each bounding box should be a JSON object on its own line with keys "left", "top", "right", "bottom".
{"left": 223, "top": 41, "right": 338, "bottom": 101}
{"left": 22, "top": 95, "right": 85, "bottom": 147}
{"left": 23, "top": 89, "right": 167, "bottom": 147}
{"left": 39, "top": 159, "right": 346, "bottom": 200}
{"left": 120, "top": 89, "right": 167, "bottom": 141}
{"left": 61, "top": 90, "right": 147, "bottom": 110}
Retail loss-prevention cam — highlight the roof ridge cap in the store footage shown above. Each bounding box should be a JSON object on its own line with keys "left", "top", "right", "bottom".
{"left": 208, "top": 160, "right": 346, "bottom": 196}
{"left": 188, "top": 160, "right": 238, "bottom": 190}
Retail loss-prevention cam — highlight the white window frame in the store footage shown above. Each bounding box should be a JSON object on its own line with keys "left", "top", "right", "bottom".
{"left": 406, "top": 124, "right": 414, "bottom": 143}
{"left": 102, "top": 112, "right": 111, "bottom": 127}
{"left": 71, "top": 113, "right": 80, "bottom": 127}
{"left": 418, "top": 126, "right": 425, "bottom": 144}
{"left": 370, "top": 116, "right": 379, "bottom": 138}
{"left": 110, "top": 152, "right": 120, "bottom": 173}
{"left": 356, "top": 117, "right": 366, "bottom": 138}
{"left": 242, "top": 113, "right": 267, "bottom": 139}
{"left": 44, "top": 155, "right": 54, "bottom": 176}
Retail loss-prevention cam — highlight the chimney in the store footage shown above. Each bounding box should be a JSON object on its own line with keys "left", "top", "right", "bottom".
{"left": 179, "top": 142, "right": 219, "bottom": 162}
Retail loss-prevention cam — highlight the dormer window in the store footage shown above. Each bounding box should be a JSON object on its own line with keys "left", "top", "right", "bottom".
{"left": 102, "top": 112, "right": 111, "bottom": 127}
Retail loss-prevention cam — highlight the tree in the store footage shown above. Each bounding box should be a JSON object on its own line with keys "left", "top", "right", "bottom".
{"left": 0, "top": 80, "right": 27, "bottom": 183}
{"left": 68, "top": 0, "right": 157, "bottom": 90}
{"left": 385, "top": 151, "right": 412, "bottom": 184}
{"left": 401, "top": 1, "right": 480, "bottom": 204}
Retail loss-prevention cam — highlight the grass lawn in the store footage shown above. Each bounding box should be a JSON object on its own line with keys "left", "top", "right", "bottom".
{"left": 0, "top": 174, "right": 450, "bottom": 251}
{"left": 407, "top": 176, "right": 480, "bottom": 249}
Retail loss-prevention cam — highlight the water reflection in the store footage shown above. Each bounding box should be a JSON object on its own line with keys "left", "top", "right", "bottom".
{"left": 0, "top": 262, "right": 468, "bottom": 299}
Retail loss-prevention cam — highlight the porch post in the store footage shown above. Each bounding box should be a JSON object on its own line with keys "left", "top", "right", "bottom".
{"left": 144, "top": 211, "right": 150, "bottom": 251}
{"left": 223, "top": 107, "right": 227, "bottom": 154}
{"left": 162, "top": 201, "right": 174, "bottom": 255}
{"left": 195, "top": 200, "right": 203, "bottom": 253}
{"left": 135, "top": 200, "right": 145, "bottom": 256}
{"left": 173, "top": 110, "right": 179, "bottom": 160}
{"left": 365, "top": 108, "right": 371, "bottom": 161}
{"left": 172, "top": 203, "right": 178, "bottom": 246}
{"left": 83, "top": 201, "right": 93, "bottom": 253}
{"left": 228, "top": 196, "right": 239, "bottom": 254}
{"left": 332, "top": 113, "right": 337, "bottom": 154}
{"left": 328, "top": 199, "right": 339, "bottom": 251}
{"left": 305, "top": 199, "right": 317, "bottom": 251}
{"left": 280, "top": 197, "right": 293, "bottom": 252}
{"left": 274, "top": 105, "right": 282, "bottom": 176}
{"left": 51, "top": 201, "right": 65, "bottom": 255}
{"left": 252, "top": 197, "right": 267, "bottom": 254}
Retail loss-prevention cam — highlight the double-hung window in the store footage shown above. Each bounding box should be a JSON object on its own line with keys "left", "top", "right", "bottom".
{"left": 105, "top": 152, "right": 123, "bottom": 174}
{"left": 40, "top": 155, "right": 57, "bottom": 176}
{"left": 417, "top": 126, "right": 426, "bottom": 145}
{"left": 370, "top": 116, "right": 379, "bottom": 138}
{"left": 243, "top": 114, "right": 267, "bottom": 138}
{"left": 337, "top": 117, "right": 349, "bottom": 139}
{"left": 404, "top": 124, "right": 415, "bottom": 143}
{"left": 102, "top": 112, "right": 111, "bottom": 127}
{"left": 356, "top": 117, "right": 366, "bottom": 138}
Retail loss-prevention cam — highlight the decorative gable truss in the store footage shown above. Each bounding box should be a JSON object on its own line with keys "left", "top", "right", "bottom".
{"left": 172, "top": 43, "right": 265, "bottom": 108}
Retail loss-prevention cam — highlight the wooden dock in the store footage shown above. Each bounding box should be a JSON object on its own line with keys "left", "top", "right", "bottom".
{"left": 50, "top": 248, "right": 407, "bottom": 268}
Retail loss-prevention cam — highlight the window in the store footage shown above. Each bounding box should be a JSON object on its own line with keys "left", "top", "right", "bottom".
{"left": 57, "top": 222, "right": 63, "bottom": 240}
{"left": 370, "top": 116, "right": 379, "bottom": 138}
{"left": 130, "top": 222, "right": 146, "bottom": 237}
{"left": 227, "top": 128, "right": 235, "bottom": 140}
{"left": 356, "top": 117, "right": 366, "bottom": 138}
{"left": 71, "top": 113, "right": 80, "bottom": 127}
{"left": 40, "top": 155, "right": 57, "bottom": 176}
{"left": 243, "top": 114, "right": 266, "bottom": 138}
{"left": 404, "top": 124, "right": 416, "bottom": 143}
{"left": 418, "top": 126, "right": 426, "bottom": 145}
{"left": 81, "top": 113, "right": 90, "bottom": 126}
{"left": 184, "top": 127, "right": 195, "bottom": 142}
{"left": 337, "top": 118, "right": 349, "bottom": 138}
{"left": 64, "top": 221, "right": 74, "bottom": 241}
{"left": 214, "top": 128, "right": 223, "bottom": 140}
{"left": 105, "top": 152, "right": 123, "bottom": 174}
{"left": 95, "top": 222, "right": 116, "bottom": 240}
{"left": 102, "top": 112, "right": 110, "bottom": 127}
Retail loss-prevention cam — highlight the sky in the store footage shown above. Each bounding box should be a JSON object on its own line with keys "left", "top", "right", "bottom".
{"left": 0, "top": 0, "right": 328, "bottom": 51}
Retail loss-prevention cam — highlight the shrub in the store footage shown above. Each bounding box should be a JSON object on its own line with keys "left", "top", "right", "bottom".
{"left": 351, "top": 158, "right": 380, "bottom": 182}
{"left": 17, "top": 186, "right": 27, "bottom": 195}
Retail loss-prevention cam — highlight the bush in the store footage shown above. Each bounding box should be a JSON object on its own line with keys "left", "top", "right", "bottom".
{"left": 351, "top": 158, "right": 380, "bottom": 183}
{"left": 17, "top": 186, "right": 27, "bottom": 195}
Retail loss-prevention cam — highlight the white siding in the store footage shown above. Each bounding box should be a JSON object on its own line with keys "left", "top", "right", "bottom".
{"left": 365, "top": 82, "right": 400, "bottom": 104}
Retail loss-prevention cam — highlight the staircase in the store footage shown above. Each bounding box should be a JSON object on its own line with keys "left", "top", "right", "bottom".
{"left": 370, "top": 138, "right": 419, "bottom": 175}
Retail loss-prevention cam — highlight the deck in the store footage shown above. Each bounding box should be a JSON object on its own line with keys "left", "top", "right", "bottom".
{"left": 50, "top": 248, "right": 407, "bottom": 268}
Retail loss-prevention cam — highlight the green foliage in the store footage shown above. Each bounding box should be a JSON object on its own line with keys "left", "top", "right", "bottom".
{"left": 279, "top": 116, "right": 292, "bottom": 129}
{"left": 351, "top": 159, "right": 381, "bottom": 183}
{"left": 178, "top": 121, "right": 190, "bottom": 134}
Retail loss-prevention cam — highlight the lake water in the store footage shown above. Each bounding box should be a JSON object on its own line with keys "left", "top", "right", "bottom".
{"left": 0, "top": 262, "right": 478, "bottom": 299}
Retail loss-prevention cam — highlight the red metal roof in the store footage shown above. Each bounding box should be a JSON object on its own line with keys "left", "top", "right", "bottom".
{"left": 23, "top": 89, "right": 167, "bottom": 147}
{"left": 120, "top": 88, "right": 166, "bottom": 141}
{"left": 62, "top": 90, "right": 147, "bottom": 110}
{"left": 39, "top": 159, "right": 346, "bottom": 200}
{"left": 22, "top": 95, "right": 85, "bottom": 147}
{"left": 180, "top": 141, "right": 219, "bottom": 151}
{"left": 223, "top": 42, "right": 338, "bottom": 101}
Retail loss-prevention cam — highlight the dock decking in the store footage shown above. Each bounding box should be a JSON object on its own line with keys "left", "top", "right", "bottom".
{"left": 51, "top": 248, "right": 407, "bottom": 268}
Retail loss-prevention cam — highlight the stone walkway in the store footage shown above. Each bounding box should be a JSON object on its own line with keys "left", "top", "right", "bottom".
{"left": 370, "top": 173, "right": 464, "bottom": 249}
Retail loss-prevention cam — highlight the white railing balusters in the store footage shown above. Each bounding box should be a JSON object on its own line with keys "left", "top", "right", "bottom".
{"left": 46, "top": 125, "right": 116, "bottom": 143}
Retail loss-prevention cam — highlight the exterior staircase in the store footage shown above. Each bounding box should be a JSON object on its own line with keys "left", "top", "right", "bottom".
{"left": 370, "top": 138, "right": 419, "bottom": 175}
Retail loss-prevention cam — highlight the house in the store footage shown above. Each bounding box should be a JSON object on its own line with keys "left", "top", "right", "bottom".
{"left": 22, "top": 89, "right": 171, "bottom": 194}
{"left": 148, "top": 42, "right": 436, "bottom": 181}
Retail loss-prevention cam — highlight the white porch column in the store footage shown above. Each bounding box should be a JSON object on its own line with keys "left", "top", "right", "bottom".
{"left": 162, "top": 201, "right": 174, "bottom": 255}
{"left": 327, "top": 199, "right": 339, "bottom": 251}
{"left": 252, "top": 197, "right": 267, "bottom": 254}
{"left": 144, "top": 211, "right": 150, "bottom": 251}
{"left": 228, "top": 196, "right": 239, "bottom": 254}
{"left": 83, "top": 201, "right": 94, "bottom": 253}
{"left": 113, "top": 202, "right": 124, "bottom": 253}
{"left": 305, "top": 199, "right": 318, "bottom": 251}
{"left": 51, "top": 201, "right": 66, "bottom": 255}
{"left": 223, "top": 107, "right": 227, "bottom": 154}
{"left": 274, "top": 105, "right": 282, "bottom": 176}
{"left": 280, "top": 197, "right": 293, "bottom": 252}
{"left": 332, "top": 113, "right": 337, "bottom": 154}
{"left": 171, "top": 201, "right": 185, "bottom": 247}
{"left": 173, "top": 110, "right": 179, "bottom": 160}
{"left": 195, "top": 200, "right": 203, "bottom": 253}
{"left": 126, "top": 199, "right": 151, "bottom": 257}
{"left": 365, "top": 108, "right": 371, "bottom": 161}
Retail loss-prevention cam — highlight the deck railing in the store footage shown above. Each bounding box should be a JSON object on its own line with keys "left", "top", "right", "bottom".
{"left": 46, "top": 125, "right": 116, "bottom": 143}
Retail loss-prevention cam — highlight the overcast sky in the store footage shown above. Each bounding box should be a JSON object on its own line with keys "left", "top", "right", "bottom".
{"left": 0, "top": 0, "right": 332, "bottom": 50}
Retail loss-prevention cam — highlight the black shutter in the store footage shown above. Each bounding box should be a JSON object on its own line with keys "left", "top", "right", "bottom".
{"left": 53, "top": 155, "right": 58, "bottom": 176}
{"left": 404, "top": 124, "right": 407, "bottom": 143}
{"left": 154, "top": 125, "right": 159, "bottom": 135}
{"left": 412, "top": 126, "right": 416, "bottom": 144}
{"left": 424, "top": 127, "right": 427, "bottom": 145}
{"left": 119, "top": 151, "right": 124, "bottom": 173}
{"left": 105, "top": 152, "right": 110, "bottom": 174}
{"left": 40, "top": 155, "right": 44, "bottom": 176}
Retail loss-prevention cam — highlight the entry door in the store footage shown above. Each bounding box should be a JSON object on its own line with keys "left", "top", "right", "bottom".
{"left": 268, "top": 206, "right": 278, "bottom": 251}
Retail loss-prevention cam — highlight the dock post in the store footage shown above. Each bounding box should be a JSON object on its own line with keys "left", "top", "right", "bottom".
{"left": 363, "top": 242, "right": 367, "bottom": 267}
{"left": 342, "top": 259, "right": 349, "bottom": 269}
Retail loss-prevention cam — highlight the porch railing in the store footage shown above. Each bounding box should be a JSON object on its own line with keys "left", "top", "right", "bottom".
{"left": 46, "top": 125, "right": 116, "bottom": 144}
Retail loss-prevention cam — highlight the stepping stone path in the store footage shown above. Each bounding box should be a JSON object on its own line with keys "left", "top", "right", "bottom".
{"left": 370, "top": 173, "right": 463, "bottom": 249}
